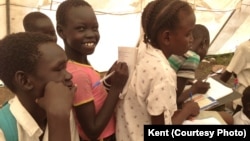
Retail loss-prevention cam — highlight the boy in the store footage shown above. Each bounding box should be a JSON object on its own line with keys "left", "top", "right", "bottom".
{"left": 23, "top": 12, "right": 57, "bottom": 42}
{"left": 168, "top": 24, "right": 233, "bottom": 124}
{"left": 168, "top": 24, "right": 211, "bottom": 105}
{"left": 0, "top": 32, "right": 79, "bottom": 141}
{"left": 233, "top": 86, "right": 250, "bottom": 124}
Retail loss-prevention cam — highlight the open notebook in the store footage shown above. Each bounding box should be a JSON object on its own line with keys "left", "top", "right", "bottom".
{"left": 191, "top": 94, "right": 218, "bottom": 110}
{"left": 204, "top": 77, "right": 233, "bottom": 100}
{"left": 186, "top": 77, "right": 233, "bottom": 110}
{"left": 183, "top": 111, "right": 226, "bottom": 125}
{"left": 183, "top": 117, "right": 222, "bottom": 125}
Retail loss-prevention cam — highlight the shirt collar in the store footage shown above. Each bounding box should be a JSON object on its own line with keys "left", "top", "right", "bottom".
{"left": 9, "top": 96, "right": 43, "bottom": 137}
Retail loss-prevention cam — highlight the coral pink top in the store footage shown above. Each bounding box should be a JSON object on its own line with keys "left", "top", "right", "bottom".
{"left": 67, "top": 60, "right": 115, "bottom": 140}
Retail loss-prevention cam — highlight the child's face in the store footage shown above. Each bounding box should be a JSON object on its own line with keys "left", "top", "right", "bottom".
{"left": 62, "top": 6, "right": 100, "bottom": 56}
{"left": 30, "top": 42, "right": 73, "bottom": 98}
{"left": 34, "top": 18, "right": 57, "bottom": 42}
{"left": 192, "top": 38, "right": 209, "bottom": 60}
{"left": 168, "top": 10, "right": 195, "bottom": 56}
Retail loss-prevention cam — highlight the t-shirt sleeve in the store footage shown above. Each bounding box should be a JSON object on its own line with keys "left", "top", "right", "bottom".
{"left": 146, "top": 67, "right": 177, "bottom": 124}
{"left": 177, "top": 51, "right": 200, "bottom": 79}
{"left": 227, "top": 46, "right": 246, "bottom": 74}
{"left": 72, "top": 70, "right": 94, "bottom": 106}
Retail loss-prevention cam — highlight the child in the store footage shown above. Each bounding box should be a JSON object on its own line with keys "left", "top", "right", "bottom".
{"left": 115, "top": 0, "right": 199, "bottom": 140}
{"left": 168, "top": 24, "right": 233, "bottom": 124}
{"left": 56, "top": 0, "right": 129, "bottom": 140}
{"left": 23, "top": 12, "right": 57, "bottom": 42}
{"left": 0, "top": 32, "right": 79, "bottom": 141}
{"left": 168, "top": 24, "right": 211, "bottom": 105}
{"left": 233, "top": 86, "right": 250, "bottom": 124}
{"left": 220, "top": 39, "right": 250, "bottom": 110}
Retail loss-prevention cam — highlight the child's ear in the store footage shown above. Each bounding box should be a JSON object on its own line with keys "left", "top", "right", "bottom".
{"left": 56, "top": 24, "right": 66, "bottom": 39}
{"left": 160, "top": 30, "right": 170, "bottom": 46}
{"left": 14, "top": 71, "right": 33, "bottom": 90}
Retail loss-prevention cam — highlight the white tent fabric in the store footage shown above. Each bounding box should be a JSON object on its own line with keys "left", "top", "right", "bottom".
{"left": 0, "top": 0, "right": 250, "bottom": 72}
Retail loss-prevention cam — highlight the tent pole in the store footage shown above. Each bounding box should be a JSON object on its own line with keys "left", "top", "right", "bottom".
{"left": 6, "top": 0, "right": 10, "bottom": 35}
{"left": 210, "top": 10, "right": 236, "bottom": 46}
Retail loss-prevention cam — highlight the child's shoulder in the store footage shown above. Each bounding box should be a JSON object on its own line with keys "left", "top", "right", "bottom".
{"left": 67, "top": 61, "right": 98, "bottom": 78}
{"left": 67, "top": 61, "right": 93, "bottom": 70}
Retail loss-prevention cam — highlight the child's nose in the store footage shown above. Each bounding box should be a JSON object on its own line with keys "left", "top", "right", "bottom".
{"left": 65, "top": 70, "right": 73, "bottom": 81}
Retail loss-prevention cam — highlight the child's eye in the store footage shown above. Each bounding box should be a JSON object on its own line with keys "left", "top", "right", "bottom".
{"left": 54, "top": 64, "right": 66, "bottom": 71}
{"left": 187, "top": 32, "right": 192, "bottom": 37}
{"left": 78, "top": 26, "right": 86, "bottom": 31}
{"left": 93, "top": 26, "right": 98, "bottom": 32}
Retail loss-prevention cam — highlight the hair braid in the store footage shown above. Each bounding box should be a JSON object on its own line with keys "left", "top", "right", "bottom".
{"left": 141, "top": 0, "right": 162, "bottom": 44}
{"left": 141, "top": 0, "right": 193, "bottom": 48}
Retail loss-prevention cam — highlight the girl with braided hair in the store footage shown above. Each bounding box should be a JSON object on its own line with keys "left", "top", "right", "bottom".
{"left": 116, "top": 0, "right": 199, "bottom": 140}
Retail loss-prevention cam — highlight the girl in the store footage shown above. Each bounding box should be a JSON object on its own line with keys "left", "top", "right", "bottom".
{"left": 116, "top": 0, "right": 199, "bottom": 140}
{"left": 56, "top": 0, "right": 128, "bottom": 140}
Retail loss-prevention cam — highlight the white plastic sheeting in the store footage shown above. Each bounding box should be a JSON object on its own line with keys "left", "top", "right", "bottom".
{"left": 1, "top": 0, "right": 250, "bottom": 72}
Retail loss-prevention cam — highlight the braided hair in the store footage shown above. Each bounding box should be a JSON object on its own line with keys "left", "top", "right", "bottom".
{"left": 141, "top": 0, "right": 193, "bottom": 48}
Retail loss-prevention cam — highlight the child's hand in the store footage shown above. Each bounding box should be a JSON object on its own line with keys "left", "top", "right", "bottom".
{"left": 192, "top": 79, "right": 210, "bottom": 94}
{"left": 104, "top": 61, "right": 117, "bottom": 85}
{"left": 36, "top": 81, "right": 76, "bottom": 116}
{"left": 111, "top": 62, "right": 129, "bottom": 89}
{"left": 182, "top": 100, "right": 200, "bottom": 117}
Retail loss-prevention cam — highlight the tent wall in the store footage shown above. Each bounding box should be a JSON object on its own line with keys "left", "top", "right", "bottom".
{"left": 0, "top": 0, "right": 42, "bottom": 39}
{"left": 0, "top": 0, "right": 6, "bottom": 39}
{"left": 209, "top": 2, "right": 250, "bottom": 54}
{"left": 1, "top": 0, "right": 250, "bottom": 72}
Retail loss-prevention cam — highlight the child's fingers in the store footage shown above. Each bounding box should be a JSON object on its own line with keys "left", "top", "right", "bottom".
{"left": 35, "top": 97, "right": 45, "bottom": 109}
{"left": 70, "top": 84, "right": 77, "bottom": 95}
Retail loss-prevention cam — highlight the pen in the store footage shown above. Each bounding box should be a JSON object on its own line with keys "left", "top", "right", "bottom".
{"left": 92, "top": 71, "right": 115, "bottom": 88}
{"left": 190, "top": 92, "right": 192, "bottom": 100}
{"left": 234, "top": 78, "right": 238, "bottom": 89}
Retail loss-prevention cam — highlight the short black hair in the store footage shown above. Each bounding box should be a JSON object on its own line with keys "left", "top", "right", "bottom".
{"left": 23, "top": 12, "right": 51, "bottom": 32}
{"left": 141, "top": 0, "right": 193, "bottom": 48}
{"left": 56, "top": 0, "right": 91, "bottom": 26}
{"left": 193, "top": 24, "right": 210, "bottom": 46}
{"left": 242, "top": 86, "right": 250, "bottom": 108}
{"left": 0, "top": 32, "right": 54, "bottom": 92}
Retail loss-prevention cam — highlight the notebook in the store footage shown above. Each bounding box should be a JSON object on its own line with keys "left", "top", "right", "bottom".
{"left": 191, "top": 94, "right": 218, "bottom": 110}
{"left": 204, "top": 77, "right": 233, "bottom": 100}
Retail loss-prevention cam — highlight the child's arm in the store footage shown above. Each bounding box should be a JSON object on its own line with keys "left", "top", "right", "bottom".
{"left": 172, "top": 100, "right": 200, "bottom": 124}
{"left": 220, "top": 71, "right": 233, "bottom": 83}
{"left": 75, "top": 62, "right": 128, "bottom": 140}
{"left": 177, "top": 79, "right": 210, "bottom": 106}
{"left": 151, "top": 113, "right": 165, "bottom": 125}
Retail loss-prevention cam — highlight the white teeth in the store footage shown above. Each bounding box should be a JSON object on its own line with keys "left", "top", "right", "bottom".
{"left": 84, "top": 43, "right": 94, "bottom": 47}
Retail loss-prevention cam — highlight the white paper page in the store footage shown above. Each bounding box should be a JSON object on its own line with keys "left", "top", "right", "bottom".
{"left": 204, "top": 77, "right": 233, "bottom": 100}
{"left": 183, "top": 117, "right": 221, "bottom": 125}
{"left": 118, "top": 47, "right": 138, "bottom": 98}
{"left": 118, "top": 47, "right": 138, "bottom": 72}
